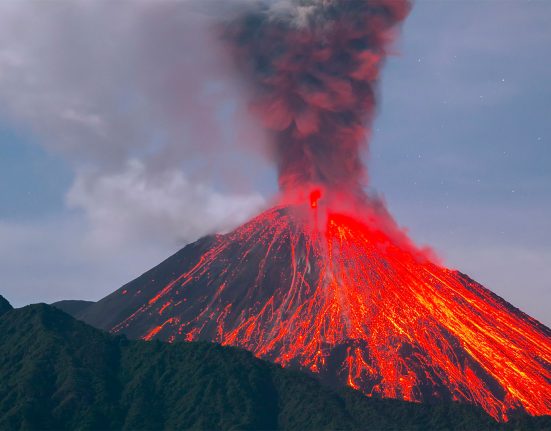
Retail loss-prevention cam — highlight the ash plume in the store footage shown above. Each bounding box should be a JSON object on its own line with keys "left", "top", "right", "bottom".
{"left": 224, "top": 0, "right": 410, "bottom": 192}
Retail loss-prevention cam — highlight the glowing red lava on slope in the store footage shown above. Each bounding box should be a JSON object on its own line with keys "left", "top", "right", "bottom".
{"left": 81, "top": 195, "right": 551, "bottom": 421}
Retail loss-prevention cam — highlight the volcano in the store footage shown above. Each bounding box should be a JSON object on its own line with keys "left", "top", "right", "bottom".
{"left": 78, "top": 196, "right": 551, "bottom": 422}
{"left": 67, "top": 0, "right": 550, "bottom": 423}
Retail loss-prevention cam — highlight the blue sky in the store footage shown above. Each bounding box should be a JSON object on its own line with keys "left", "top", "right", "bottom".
{"left": 0, "top": 125, "right": 72, "bottom": 219}
{"left": 0, "top": 1, "right": 550, "bottom": 326}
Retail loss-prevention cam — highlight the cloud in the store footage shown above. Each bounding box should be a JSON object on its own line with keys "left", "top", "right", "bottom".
{"left": 0, "top": 1, "right": 269, "bottom": 304}
{"left": 0, "top": 1, "right": 272, "bottom": 166}
{"left": 66, "top": 159, "right": 265, "bottom": 249}
{"left": 0, "top": 159, "right": 264, "bottom": 307}
{"left": 0, "top": 1, "right": 269, "bottom": 243}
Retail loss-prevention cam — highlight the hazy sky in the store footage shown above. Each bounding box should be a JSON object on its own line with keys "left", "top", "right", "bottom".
{"left": 0, "top": 1, "right": 549, "bottom": 326}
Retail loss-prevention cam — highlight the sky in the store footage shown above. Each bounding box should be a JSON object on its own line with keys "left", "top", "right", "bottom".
{"left": 0, "top": 0, "right": 549, "bottom": 326}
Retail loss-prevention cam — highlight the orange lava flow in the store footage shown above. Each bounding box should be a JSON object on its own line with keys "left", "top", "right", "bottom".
{"left": 110, "top": 202, "right": 551, "bottom": 421}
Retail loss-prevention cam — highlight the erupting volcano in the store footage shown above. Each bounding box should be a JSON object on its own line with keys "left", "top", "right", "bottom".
{"left": 77, "top": 0, "right": 550, "bottom": 423}
{"left": 80, "top": 197, "right": 551, "bottom": 421}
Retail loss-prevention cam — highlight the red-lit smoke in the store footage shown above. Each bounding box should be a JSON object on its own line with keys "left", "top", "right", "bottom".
{"left": 224, "top": 0, "right": 409, "bottom": 192}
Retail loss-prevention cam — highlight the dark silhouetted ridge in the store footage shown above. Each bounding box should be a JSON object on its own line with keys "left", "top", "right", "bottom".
{"left": 51, "top": 299, "right": 95, "bottom": 318}
{"left": 0, "top": 295, "right": 13, "bottom": 317}
{"left": 3, "top": 301, "right": 548, "bottom": 430}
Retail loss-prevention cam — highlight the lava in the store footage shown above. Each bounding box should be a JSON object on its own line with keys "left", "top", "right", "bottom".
{"left": 310, "top": 189, "right": 321, "bottom": 208}
{"left": 91, "top": 198, "right": 551, "bottom": 421}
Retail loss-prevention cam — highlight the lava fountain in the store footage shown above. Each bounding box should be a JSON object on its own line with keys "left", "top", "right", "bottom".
{"left": 78, "top": 0, "right": 551, "bottom": 422}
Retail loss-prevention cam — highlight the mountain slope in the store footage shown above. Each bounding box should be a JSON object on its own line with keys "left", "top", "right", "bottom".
{"left": 5, "top": 302, "right": 546, "bottom": 430}
{"left": 51, "top": 299, "right": 95, "bottom": 317}
{"left": 77, "top": 205, "right": 551, "bottom": 421}
{"left": 0, "top": 303, "right": 121, "bottom": 430}
{"left": 0, "top": 295, "right": 12, "bottom": 317}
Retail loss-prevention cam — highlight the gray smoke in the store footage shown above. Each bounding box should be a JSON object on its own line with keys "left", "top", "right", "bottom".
{"left": 224, "top": 0, "right": 410, "bottom": 192}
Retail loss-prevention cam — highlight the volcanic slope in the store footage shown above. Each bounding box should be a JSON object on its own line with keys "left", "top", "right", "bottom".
{"left": 78, "top": 204, "right": 551, "bottom": 421}
{"left": 5, "top": 299, "right": 532, "bottom": 431}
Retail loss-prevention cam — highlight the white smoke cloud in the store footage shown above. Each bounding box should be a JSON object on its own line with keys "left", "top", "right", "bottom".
{"left": 0, "top": 1, "right": 268, "bottom": 253}
{"left": 0, "top": 1, "right": 272, "bottom": 304}
{"left": 66, "top": 160, "right": 265, "bottom": 249}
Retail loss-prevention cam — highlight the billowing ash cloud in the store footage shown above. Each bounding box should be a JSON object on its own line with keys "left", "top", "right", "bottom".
{"left": 224, "top": 0, "right": 410, "bottom": 192}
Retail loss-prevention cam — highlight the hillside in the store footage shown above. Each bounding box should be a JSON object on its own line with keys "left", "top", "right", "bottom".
{"left": 0, "top": 295, "right": 12, "bottom": 317}
{"left": 0, "top": 299, "right": 549, "bottom": 430}
{"left": 51, "top": 299, "right": 95, "bottom": 317}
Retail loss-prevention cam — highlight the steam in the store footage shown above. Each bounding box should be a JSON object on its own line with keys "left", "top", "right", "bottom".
{"left": 0, "top": 1, "right": 267, "bottom": 249}
{"left": 224, "top": 0, "right": 410, "bottom": 192}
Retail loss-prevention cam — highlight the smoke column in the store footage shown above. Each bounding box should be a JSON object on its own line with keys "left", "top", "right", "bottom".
{"left": 225, "top": 0, "right": 410, "bottom": 193}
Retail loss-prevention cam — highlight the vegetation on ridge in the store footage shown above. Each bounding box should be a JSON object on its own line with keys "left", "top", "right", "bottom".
{"left": 0, "top": 296, "right": 549, "bottom": 430}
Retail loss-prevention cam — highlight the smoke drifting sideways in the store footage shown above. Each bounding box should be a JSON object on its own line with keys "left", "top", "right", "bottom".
{"left": 224, "top": 0, "right": 410, "bottom": 195}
